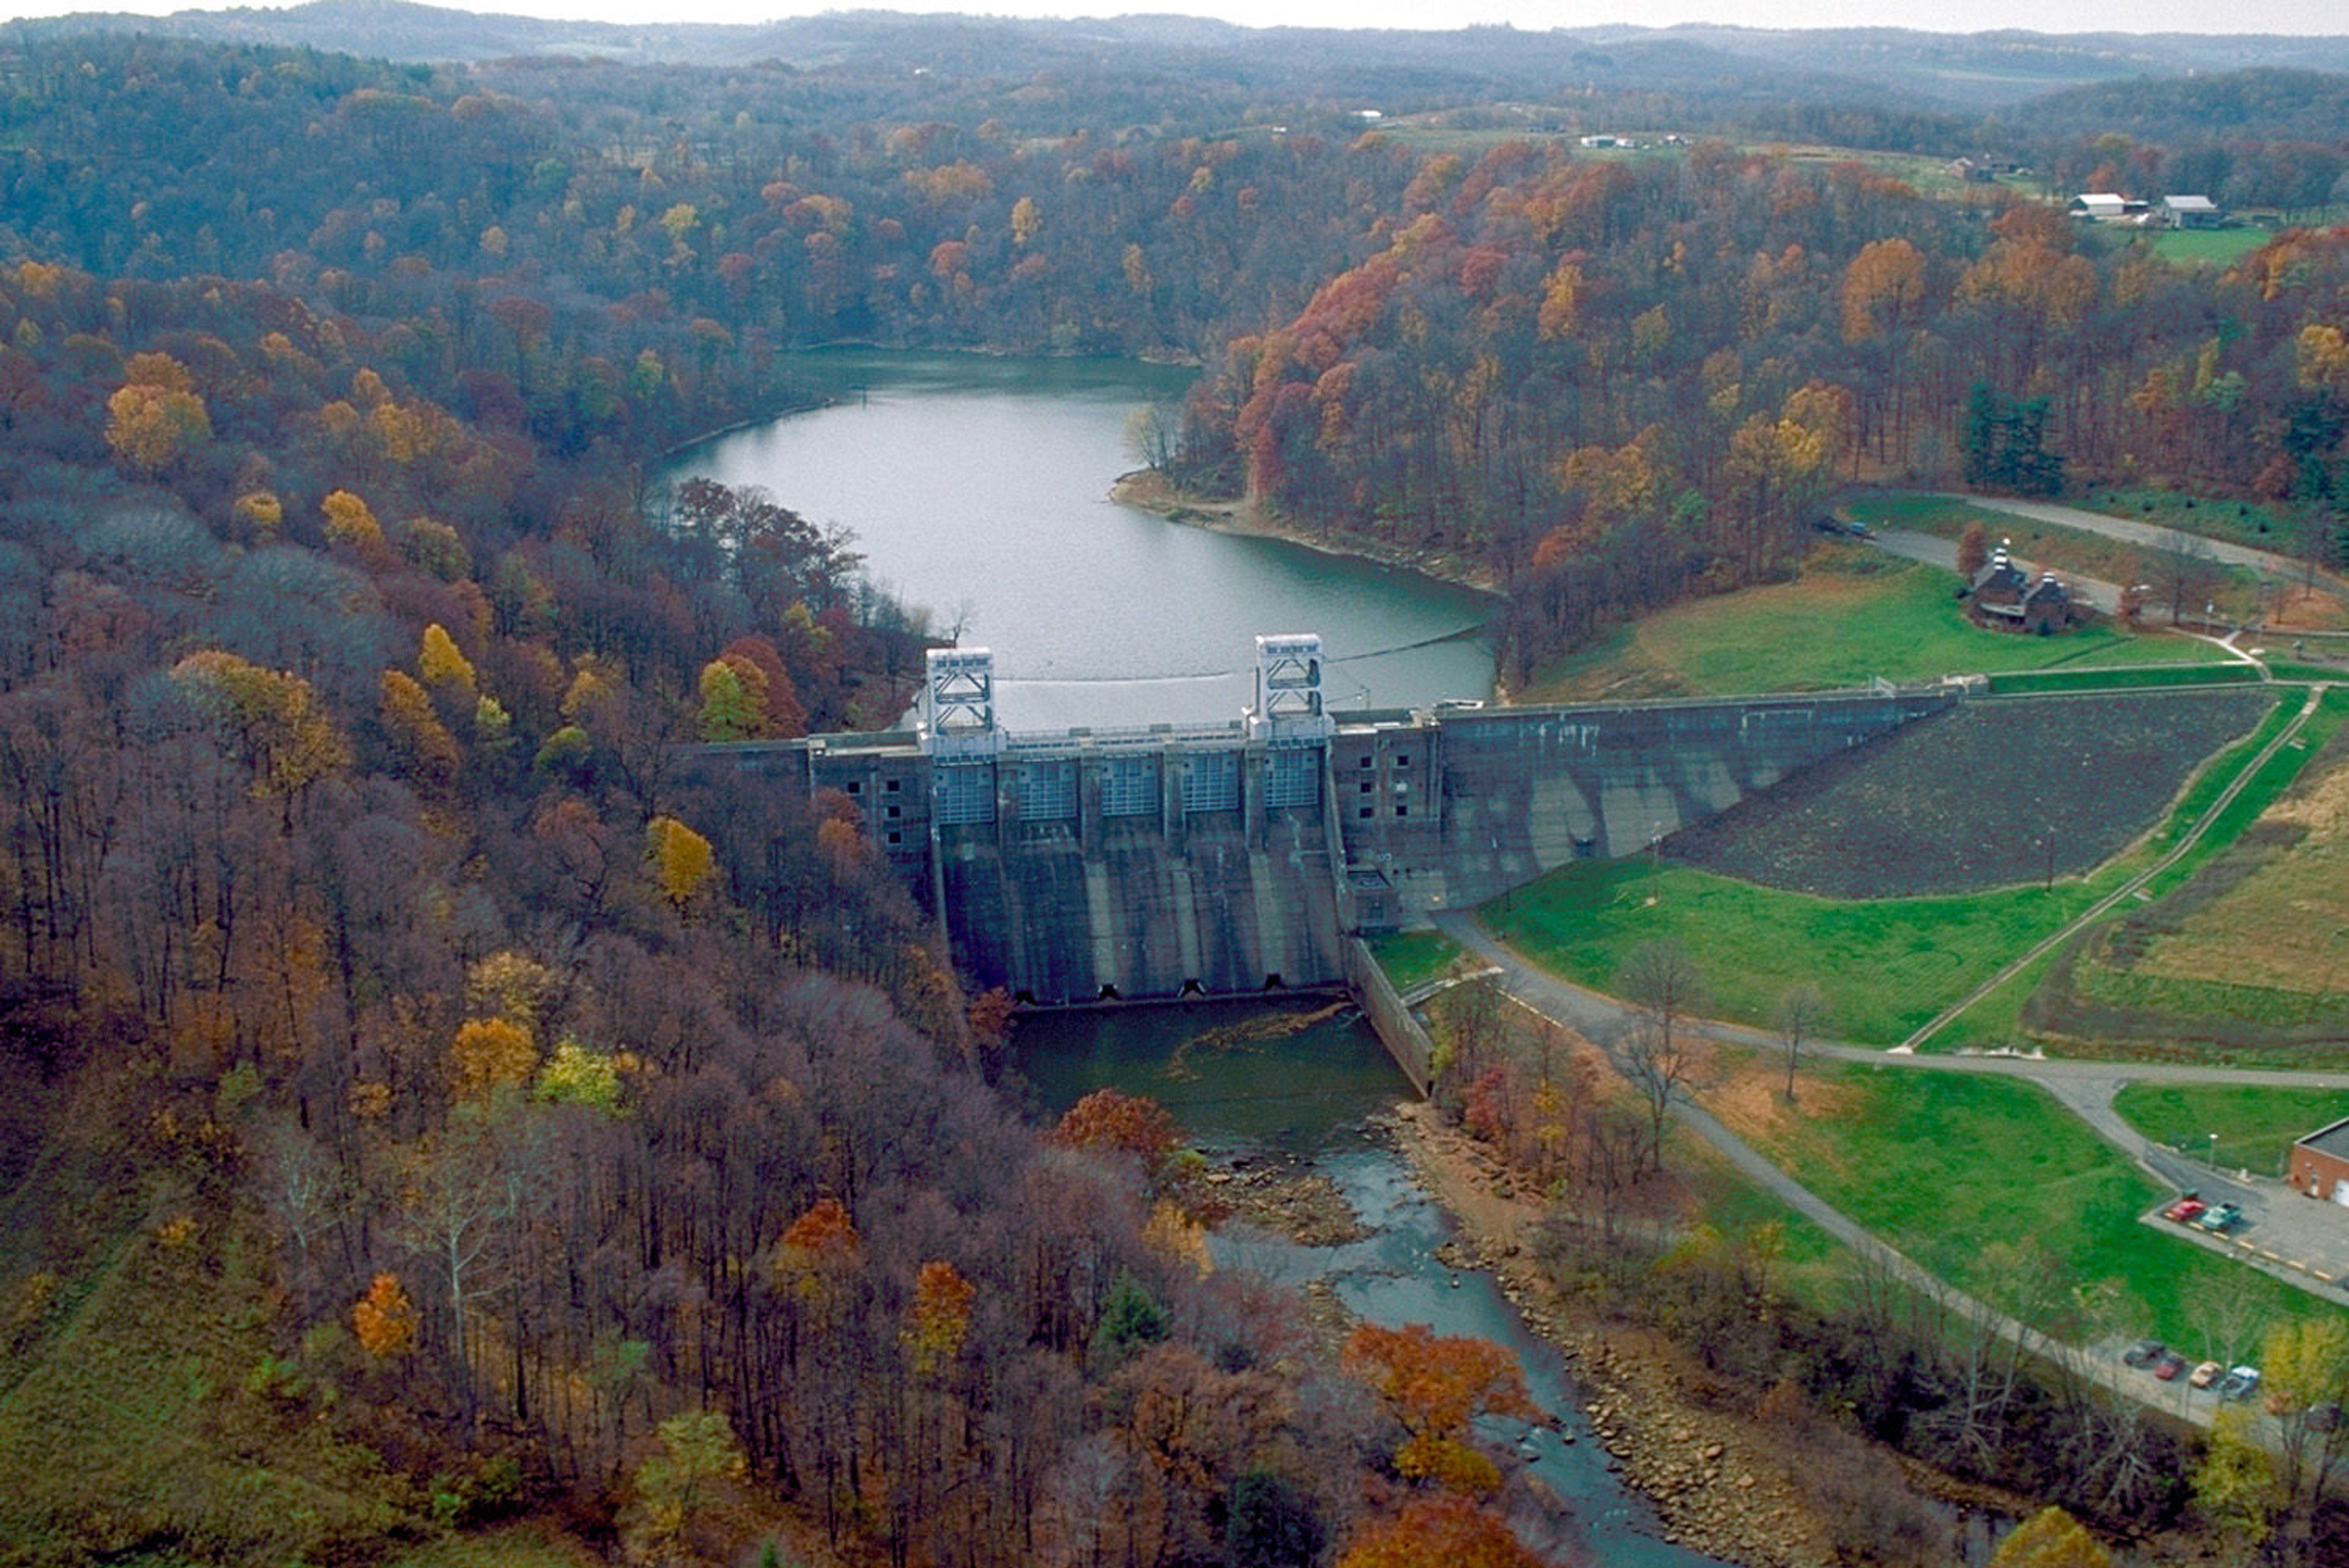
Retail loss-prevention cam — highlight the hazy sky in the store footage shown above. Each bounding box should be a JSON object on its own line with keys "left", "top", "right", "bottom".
{"left": 2, "top": 0, "right": 2345, "bottom": 34}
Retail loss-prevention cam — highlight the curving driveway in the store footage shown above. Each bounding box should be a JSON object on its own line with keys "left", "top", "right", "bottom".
{"left": 1939, "top": 494, "right": 2330, "bottom": 587}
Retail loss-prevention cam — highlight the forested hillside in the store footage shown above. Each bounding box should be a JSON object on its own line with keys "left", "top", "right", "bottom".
{"left": 2, "top": 14, "right": 2348, "bottom": 1566}
{"left": 1174, "top": 144, "right": 2349, "bottom": 678}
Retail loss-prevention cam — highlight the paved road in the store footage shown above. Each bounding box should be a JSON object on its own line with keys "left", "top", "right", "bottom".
{"left": 1871, "top": 526, "right": 2126, "bottom": 615}
{"left": 1940, "top": 493, "right": 2338, "bottom": 595}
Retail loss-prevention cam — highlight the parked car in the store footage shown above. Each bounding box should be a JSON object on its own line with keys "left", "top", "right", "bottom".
{"left": 2304, "top": 1403, "right": 2342, "bottom": 1432}
{"left": 2189, "top": 1361, "right": 2225, "bottom": 1388}
{"left": 2153, "top": 1351, "right": 2190, "bottom": 1381}
{"left": 2122, "top": 1339, "right": 2165, "bottom": 1368}
{"left": 2195, "top": 1202, "right": 2244, "bottom": 1234}
{"left": 2162, "top": 1194, "right": 2206, "bottom": 1223}
{"left": 2217, "top": 1366, "right": 2262, "bottom": 1402}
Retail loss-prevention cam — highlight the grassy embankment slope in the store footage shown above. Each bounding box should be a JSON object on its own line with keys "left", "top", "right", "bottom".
{"left": 1518, "top": 546, "right": 2227, "bottom": 705}
{"left": 1486, "top": 686, "right": 2343, "bottom": 1051}
{"left": 2032, "top": 709, "right": 2349, "bottom": 1057}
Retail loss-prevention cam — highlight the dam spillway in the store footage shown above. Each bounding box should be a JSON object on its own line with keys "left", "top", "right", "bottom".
{"left": 692, "top": 639, "right": 1958, "bottom": 1006}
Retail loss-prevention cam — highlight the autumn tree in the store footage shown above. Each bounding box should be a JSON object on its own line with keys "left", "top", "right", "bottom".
{"left": 2258, "top": 1315, "right": 2349, "bottom": 1516}
{"left": 380, "top": 667, "right": 459, "bottom": 787}
{"left": 2192, "top": 1406, "right": 2282, "bottom": 1562}
{"left": 625, "top": 1410, "right": 747, "bottom": 1562}
{"left": 351, "top": 1272, "right": 418, "bottom": 1358}
{"left": 171, "top": 651, "right": 350, "bottom": 805}
{"left": 904, "top": 1258, "right": 976, "bottom": 1377}
{"left": 1987, "top": 1506, "right": 2110, "bottom": 1568}
{"left": 105, "top": 354, "right": 211, "bottom": 472}
{"left": 1055, "top": 1087, "right": 1183, "bottom": 1186}
{"left": 1956, "top": 520, "right": 1989, "bottom": 580}
{"left": 645, "top": 814, "right": 716, "bottom": 907}
{"left": 449, "top": 1017, "right": 537, "bottom": 1102}
{"left": 1341, "top": 1322, "right": 1536, "bottom": 1498}
{"left": 1337, "top": 1492, "right": 1542, "bottom": 1568}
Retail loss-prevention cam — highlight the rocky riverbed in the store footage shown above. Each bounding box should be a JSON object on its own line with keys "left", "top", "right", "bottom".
{"left": 1378, "top": 1102, "right": 1842, "bottom": 1568}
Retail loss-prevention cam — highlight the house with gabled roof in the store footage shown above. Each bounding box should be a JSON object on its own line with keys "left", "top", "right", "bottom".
{"left": 1964, "top": 544, "right": 2076, "bottom": 634}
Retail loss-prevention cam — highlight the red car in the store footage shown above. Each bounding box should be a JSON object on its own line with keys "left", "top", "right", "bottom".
{"left": 2153, "top": 1351, "right": 2189, "bottom": 1381}
{"left": 2163, "top": 1196, "right": 2207, "bottom": 1224}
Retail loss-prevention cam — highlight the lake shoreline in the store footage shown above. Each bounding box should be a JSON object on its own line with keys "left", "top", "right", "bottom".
{"left": 1110, "top": 469, "right": 1506, "bottom": 597}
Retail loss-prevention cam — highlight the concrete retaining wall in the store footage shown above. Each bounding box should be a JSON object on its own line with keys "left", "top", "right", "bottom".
{"left": 1346, "top": 938, "right": 1433, "bottom": 1097}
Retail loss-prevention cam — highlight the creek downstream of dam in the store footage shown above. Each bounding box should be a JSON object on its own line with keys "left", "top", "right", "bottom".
{"left": 1017, "top": 1000, "right": 1735, "bottom": 1568}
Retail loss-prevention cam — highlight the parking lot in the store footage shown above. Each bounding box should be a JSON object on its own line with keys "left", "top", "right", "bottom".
{"left": 2138, "top": 1159, "right": 2349, "bottom": 1306}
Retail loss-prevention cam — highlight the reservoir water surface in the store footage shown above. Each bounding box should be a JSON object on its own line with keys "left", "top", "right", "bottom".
{"left": 675, "top": 351, "right": 1499, "bottom": 730}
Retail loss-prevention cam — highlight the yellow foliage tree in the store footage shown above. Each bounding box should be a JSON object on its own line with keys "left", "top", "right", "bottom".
{"left": 321, "top": 489, "right": 392, "bottom": 569}
{"left": 171, "top": 651, "right": 351, "bottom": 801}
{"left": 646, "top": 815, "right": 716, "bottom": 906}
{"left": 230, "top": 490, "right": 283, "bottom": 541}
{"left": 417, "top": 622, "right": 478, "bottom": 696}
{"left": 352, "top": 1273, "right": 418, "bottom": 1358}
{"left": 379, "top": 668, "right": 459, "bottom": 787}
{"left": 1988, "top": 1507, "right": 2110, "bottom": 1568}
{"left": 105, "top": 381, "right": 211, "bottom": 472}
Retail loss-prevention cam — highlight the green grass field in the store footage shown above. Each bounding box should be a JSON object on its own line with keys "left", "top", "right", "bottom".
{"left": 2070, "top": 483, "right": 2318, "bottom": 559}
{"left": 2112, "top": 1084, "right": 2349, "bottom": 1176}
{"left": 2143, "top": 228, "right": 2272, "bottom": 269}
{"left": 1485, "top": 857, "right": 2104, "bottom": 1044}
{"left": 1723, "top": 1063, "right": 2327, "bottom": 1354}
{"left": 1519, "top": 550, "right": 2222, "bottom": 704}
{"left": 1367, "top": 928, "right": 1466, "bottom": 993}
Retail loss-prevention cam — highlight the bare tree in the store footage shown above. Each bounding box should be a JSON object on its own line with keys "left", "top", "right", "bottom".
{"left": 1616, "top": 940, "right": 1707, "bottom": 1173}
{"left": 1775, "top": 982, "right": 1827, "bottom": 1103}
{"left": 2150, "top": 529, "right": 2224, "bottom": 627}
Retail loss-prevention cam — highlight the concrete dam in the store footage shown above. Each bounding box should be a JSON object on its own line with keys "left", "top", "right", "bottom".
{"left": 696, "top": 637, "right": 1959, "bottom": 1007}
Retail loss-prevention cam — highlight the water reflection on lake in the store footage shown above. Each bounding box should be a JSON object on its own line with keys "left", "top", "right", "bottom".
{"left": 672, "top": 351, "right": 1499, "bottom": 730}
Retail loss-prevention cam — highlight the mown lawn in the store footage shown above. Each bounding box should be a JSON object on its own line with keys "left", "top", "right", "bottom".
{"left": 1716, "top": 1061, "right": 2328, "bottom": 1353}
{"left": 2112, "top": 1084, "right": 2349, "bottom": 1178}
{"left": 2143, "top": 227, "right": 2271, "bottom": 269}
{"left": 1366, "top": 928, "right": 1466, "bottom": 994}
{"left": 1485, "top": 856, "right": 2102, "bottom": 1044}
{"left": 1518, "top": 550, "right": 2221, "bottom": 704}
{"left": 2071, "top": 481, "right": 2317, "bottom": 557}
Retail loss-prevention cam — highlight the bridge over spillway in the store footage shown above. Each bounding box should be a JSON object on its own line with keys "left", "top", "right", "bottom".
{"left": 694, "top": 637, "right": 1961, "bottom": 1009}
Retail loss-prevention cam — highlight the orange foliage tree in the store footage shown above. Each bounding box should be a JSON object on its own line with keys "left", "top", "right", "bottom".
{"left": 1341, "top": 1321, "right": 1537, "bottom": 1497}
{"left": 904, "top": 1258, "right": 976, "bottom": 1376}
{"left": 1053, "top": 1088, "right": 1182, "bottom": 1184}
{"left": 1337, "top": 1492, "right": 1543, "bottom": 1568}
{"left": 449, "top": 1017, "right": 536, "bottom": 1101}
{"left": 352, "top": 1272, "right": 418, "bottom": 1358}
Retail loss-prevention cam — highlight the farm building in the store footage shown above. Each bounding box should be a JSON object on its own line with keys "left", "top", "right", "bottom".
{"left": 2162, "top": 194, "right": 2223, "bottom": 228}
{"left": 2069, "top": 193, "right": 2148, "bottom": 221}
{"left": 1964, "top": 547, "right": 2076, "bottom": 634}
{"left": 2289, "top": 1117, "right": 2349, "bottom": 1206}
